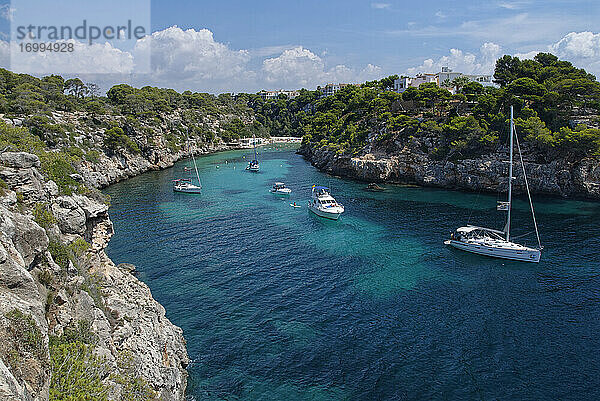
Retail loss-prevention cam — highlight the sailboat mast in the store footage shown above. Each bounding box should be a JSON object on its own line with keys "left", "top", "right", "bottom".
{"left": 506, "top": 106, "right": 514, "bottom": 241}
{"left": 253, "top": 135, "right": 258, "bottom": 161}
{"left": 188, "top": 128, "right": 201, "bottom": 188}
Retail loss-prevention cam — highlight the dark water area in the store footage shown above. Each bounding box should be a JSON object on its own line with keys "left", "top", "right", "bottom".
{"left": 105, "top": 145, "right": 600, "bottom": 400}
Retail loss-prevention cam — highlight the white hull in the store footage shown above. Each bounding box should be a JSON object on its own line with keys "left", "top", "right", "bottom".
{"left": 445, "top": 240, "right": 541, "bottom": 263}
{"left": 173, "top": 186, "right": 202, "bottom": 194}
{"left": 308, "top": 204, "right": 343, "bottom": 220}
{"left": 270, "top": 189, "right": 291, "bottom": 195}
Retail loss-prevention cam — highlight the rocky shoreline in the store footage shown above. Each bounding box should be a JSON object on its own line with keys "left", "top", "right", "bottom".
{"left": 0, "top": 146, "right": 220, "bottom": 400}
{"left": 298, "top": 141, "right": 600, "bottom": 200}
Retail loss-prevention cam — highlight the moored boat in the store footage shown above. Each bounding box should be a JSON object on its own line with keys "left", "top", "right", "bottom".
{"left": 307, "top": 186, "right": 344, "bottom": 220}
{"left": 173, "top": 130, "right": 202, "bottom": 193}
{"left": 173, "top": 178, "right": 202, "bottom": 193}
{"left": 270, "top": 182, "right": 291, "bottom": 195}
{"left": 245, "top": 134, "right": 260, "bottom": 172}
{"left": 445, "top": 106, "right": 543, "bottom": 263}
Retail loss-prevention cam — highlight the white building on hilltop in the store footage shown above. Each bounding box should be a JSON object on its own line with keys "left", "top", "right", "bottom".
{"left": 438, "top": 67, "right": 493, "bottom": 89}
{"left": 317, "top": 83, "right": 359, "bottom": 97}
{"left": 393, "top": 67, "right": 493, "bottom": 93}
{"left": 393, "top": 73, "right": 437, "bottom": 93}
{"left": 258, "top": 89, "right": 300, "bottom": 100}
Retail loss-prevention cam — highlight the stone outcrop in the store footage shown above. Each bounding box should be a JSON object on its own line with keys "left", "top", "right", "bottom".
{"left": 299, "top": 137, "right": 600, "bottom": 199}
{"left": 0, "top": 152, "right": 189, "bottom": 400}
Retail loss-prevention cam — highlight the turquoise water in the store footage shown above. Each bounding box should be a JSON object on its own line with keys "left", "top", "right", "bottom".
{"left": 105, "top": 146, "right": 600, "bottom": 400}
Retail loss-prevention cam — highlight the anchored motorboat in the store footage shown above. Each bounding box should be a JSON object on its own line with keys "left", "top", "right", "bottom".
{"left": 270, "top": 182, "right": 291, "bottom": 195}
{"left": 307, "top": 186, "right": 344, "bottom": 220}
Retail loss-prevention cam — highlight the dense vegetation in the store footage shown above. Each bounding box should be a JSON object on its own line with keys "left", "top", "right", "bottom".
{"left": 286, "top": 53, "right": 600, "bottom": 161}
{"left": 0, "top": 53, "right": 599, "bottom": 196}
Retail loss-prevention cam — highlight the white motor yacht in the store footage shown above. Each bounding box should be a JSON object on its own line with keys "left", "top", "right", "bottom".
{"left": 307, "top": 186, "right": 344, "bottom": 220}
{"left": 270, "top": 182, "right": 291, "bottom": 195}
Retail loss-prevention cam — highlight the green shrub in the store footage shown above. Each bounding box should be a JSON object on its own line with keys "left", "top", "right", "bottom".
{"left": 103, "top": 127, "right": 140, "bottom": 154}
{"left": 48, "top": 240, "right": 70, "bottom": 271}
{"left": 40, "top": 153, "right": 80, "bottom": 195}
{"left": 15, "top": 191, "right": 25, "bottom": 212}
{"left": 81, "top": 273, "right": 105, "bottom": 310}
{"left": 68, "top": 238, "right": 90, "bottom": 258}
{"left": 0, "top": 178, "right": 7, "bottom": 196}
{"left": 164, "top": 131, "right": 180, "bottom": 153}
{"left": 38, "top": 269, "right": 54, "bottom": 287}
{"left": 66, "top": 146, "right": 84, "bottom": 160}
{"left": 84, "top": 150, "right": 101, "bottom": 163}
{"left": 51, "top": 320, "right": 98, "bottom": 347}
{"left": 4, "top": 309, "right": 45, "bottom": 358}
{"left": 32, "top": 202, "right": 56, "bottom": 229}
{"left": 0, "top": 121, "right": 45, "bottom": 155}
{"left": 387, "top": 114, "right": 419, "bottom": 132}
{"left": 113, "top": 351, "right": 157, "bottom": 401}
{"left": 49, "top": 341, "right": 109, "bottom": 401}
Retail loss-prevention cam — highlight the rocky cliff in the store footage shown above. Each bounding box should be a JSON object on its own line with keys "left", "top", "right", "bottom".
{"left": 0, "top": 152, "right": 189, "bottom": 400}
{"left": 3, "top": 110, "right": 237, "bottom": 190}
{"left": 299, "top": 136, "right": 600, "bottom": 199}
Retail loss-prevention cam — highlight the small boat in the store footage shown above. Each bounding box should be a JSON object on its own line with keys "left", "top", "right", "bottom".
{"left": 270, "top": 182, "right": 292, "bottom": 195}
{"left": 174, "top": 130, "right": 202, "bottom": 193}
{"left": 445, "top": 106, "right": 542, "bottom": 263}
{"left": 365, "top": 183, "right": 385, "bottom": 191}
{"left": 290, "top": 202, "right": 301, "bottom": 208}
{"left": 246, "top": 160, "right": 259, "bottom": 171}
{"left": 245, "top": 135, "right": 260, "bottom": 172}
{"left": 307, "top": 185, "right": 344, "bottom": 220}
{"left": 173, "top": 178, "right": 202, "bottom": 194}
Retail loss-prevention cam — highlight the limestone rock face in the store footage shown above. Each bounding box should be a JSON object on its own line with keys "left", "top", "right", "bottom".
{"left": 299, "top": 141, "right": 600, "bottom": 199}
{"left": 51, "top": 197, "right": 87, "bottom": 235}
{"left": 0, "top": 152, "right": 40, "bottom": 169}
{"left": 0, "top": 152, "right": 189, "bottom": 401}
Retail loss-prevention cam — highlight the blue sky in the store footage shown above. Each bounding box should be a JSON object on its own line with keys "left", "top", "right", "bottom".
{"left": 0, "top": 0, "right": 598, "bottom": 92}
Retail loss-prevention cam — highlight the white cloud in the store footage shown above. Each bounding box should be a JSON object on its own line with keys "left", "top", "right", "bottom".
{"left": 513, "top": 50, "right": 538, "bottom": 59}
{"left": 550, "top": 31, "right": 600, "bottom": 77}
{"left": 263, "top": 46, "right": 324, "bottom": 86}
{"left": 390, "top": 12, "right": 589, "bottom": 47}
{"left": 371, "top": 3, "right": 391, "bottom": 9}
{"left": 404, "top": 32, "right": 600, "bottom": 81}
{"left": 133, "top": 26, "right": 253, "bottom": 90}
{"left": 9, "top": 40, "right": 134, "bottom": 75}
{"left": 551, "top": 31, "right": 600, "bottom": 59}
{"left": 0, "top": 40, "right": 8, "bottom": 67}
{"left": 262, "top": 46, "right": 382, "bottom": 89}
{"left": 435, "top": 10, "right": 446, "bottom": 19}
{"left": 513, "top": 32, "right": 600, "bottom": 77}
{"left": 0, "top": 5, "right": 15, "bottom": 21}
{"left": 497, "top": 1, "right": 530, "bottom": 10}
{"left": 407, "top": 42, "right": 501, "bottom": 75}
{"left": 0, "top": 26, "right": 386, "bottom": 93}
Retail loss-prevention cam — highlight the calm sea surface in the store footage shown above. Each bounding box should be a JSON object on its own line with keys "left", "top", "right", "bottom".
{"left": 105, "top": 145, "right": 600, "bottom": 401}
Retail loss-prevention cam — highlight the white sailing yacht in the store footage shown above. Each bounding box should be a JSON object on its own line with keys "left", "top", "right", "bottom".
{"left": 445, "top": 106, "right": 543, "bottom": 263}
{"left": 246, "top": 135, "right": 260, "bottom": 172}
{"left": 173, "top": 131, "right": 202, "bottom": 193}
